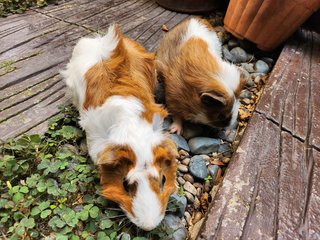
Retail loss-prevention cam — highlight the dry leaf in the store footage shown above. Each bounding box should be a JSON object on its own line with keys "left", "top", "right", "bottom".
{"left": 162, "top": 25, "right": 169, "bottom": 31}
{"left": 200, "top": 192, "right": 209, "bottom": 212}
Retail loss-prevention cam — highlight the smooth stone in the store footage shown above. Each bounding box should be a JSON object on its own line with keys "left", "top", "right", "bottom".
{"left": 189, "top": 155, "right": 208, "bottom": 180}
{"left": 204, "top": 181, "right": 211, "bottom": 192}
{"left": 163, "top": 117, "right": 173, "bottom": 131}
{"left": 218, "top": 143, "right": 231, "bottom": 154}
{"left": 240, "top": 89, "right": 253, "bottom": 99}
{"left": 250, "top": 72, "right": 266, "bottom": 78}
{"left": 168, "top": 194, "right": 187, "bottom": 218}
{"left": 162, "top": 214, "right": 188, "bottom": 240}
{"left": 222, "top": 44, "right": 234, "bottom": 62}
{"left": 181, "top": 158, "right": 190, "bottom": 166}
{"left": 208, "top": 165, "right": 220, "bottom": 180}
{"left": 170, "top": 134, "right": 190, "bottom": 152}
{"left": 222, "top": 157, "right": 231, "bottom": 164}
{"left": 192, "top": 212, "right": 203, "bottom": 224}
{"left": 241, "top": 98, "right": 251, "bottom": 105}
{"left": 240, "top": 63, "right": 255, "bottom": 73}
{"left": 184, "top": 211, "right": 192, "bottom": 224}
{"left": 196, "top": 188, "right": 202, "bottom": 198}
{"left": 178, "top": 149, "right": 189, "bottom": 158}
{"left": 177, "top": 177, "right": 186, "bottom": 185}
{"left": 193, "top": 197, "right": 200, "bottom": 210}
{"left": 182, "top": 122, "right": 204, "bottom": 140}
{"left": 228, "top": 39, "right": 238, "bottom": 49}
{"left": 230, "top": 47, "right": 249, "bottom": 63}
{"left": 188, "top": 137, "right": 220, "bottom": 154}
{"left": 177, "top": 164, "right": 188, "bottom": 173}
{"left": 183, "top": 174, "right": 194, "bottom": 184}
{"left": 255, "top": 60, "right": 270, "bottom": 73}
{"left": 184, "top": 182, "right": 197, "bottom": 195}
{"left": 193, "top": 182, "right": 203, "bottom": 189}
{"left": 184, "top": 192, "right": 195, "bottom": 203}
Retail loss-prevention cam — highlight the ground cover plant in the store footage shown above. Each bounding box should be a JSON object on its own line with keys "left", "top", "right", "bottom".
{"left": 0, "top": 106, "right": 179, "bottom": 240}
{"left": 0, "top": 0, "right": 55, "bottom": 17}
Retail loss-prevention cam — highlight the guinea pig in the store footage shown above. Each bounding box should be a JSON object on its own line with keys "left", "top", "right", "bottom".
{"left": 61, "top": 25, "right": 178, "bottom": 231}
{"left": 156, "top": 18, "right": 244, "bottom": 135}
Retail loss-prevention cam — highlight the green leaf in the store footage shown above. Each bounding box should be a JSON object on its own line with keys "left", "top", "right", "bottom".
{"left": 89, "top": 206, "right": 99, "bottom": 218}
{"left": 20, "top": 217, "right": 35, "bottom": 229}
{"left": 31, "top": 207, "right": 41, "bottom": 216}
{"left": 30, "top": 134, "right": 41, "bottom": 144}
{"left": 86, "top": 237, "right": 94, "bottom": 240}
{"left": 97, "top": 232, "right": 110, "bottom": 240}
{"left": 99, "top": 219, "right": 113, "bottom": 230}
{"left": 19, "top": 186, "right": 29, "bottom": 193}
{"left": 13, "top": 192, "right": 24, "bottom": 203}
{"left": 26, "top": 174, "right": 40, "bottom": 188}
{"left": 78, "top": 210, "right": 89, "bottom": 221}
{"left": 109, "top": 232, "right": 117, "bottom": 240}
{"left": 132, "top": 237, "right": 148, "bottom": 240}
{"left": 39, "top": 201, "right": 50, "bottom": 211}
{"left": 56, "top": 234, "right": 68, "bottom": 240}
{"left": 71, "top": 235, "right": 80, "bottom": 240}
{"left": 15, "top": 225, "right": 25, "bottom": 236}
{"left": 40, "top": 209, "right": 52, "bottom": 219}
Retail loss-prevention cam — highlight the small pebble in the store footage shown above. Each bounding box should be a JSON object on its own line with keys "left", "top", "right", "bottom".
{"left": 168, "top": 194, "right": 187, "bottom": 217}
{"left": 240, "top": 63, "right": 255, "bottom": 73}
{"left": 185, "top": 192, "right": 195, "bottom": 203}
{"left": 196, "top": 188, "right": 202, "bottom": 198}
{"left": 177, "top": 177, "right": 186, "bottom": 185}
{"left": 193, "top": 183, "right": 203, "bottom": 189}
{"left": 184, "top": 182, "right": 197, "bottom": 195}
{"left": 192, "top": 212, "right": 203, "bottom": 225}
{"left": 222, "top": 157, "right": 231, "bottom": 164}
{"left": 179, "top": 149, "right": 189, "bottom": 158}
{"left": 193, "top": 197, "right": 200, "bottom": 210}
{"left": 183, "top": 174, "right": 194, "bottom": 184}
{"left": 189, "top": 156, "right": 208, "bottom": 180}
{"left": 222, "top": 44, "right": 234, "bottom": 62}
{"left": 230, "top": 47, "right": 249, "bottom": 63}
{"left": 255, "top": 60, "right": 270, "bottom": 73}
{"left": 241, "top": 98, "right": 251, "bottom": 105}
{"left": 181, "top": 158, "right": 190, "bottom": 166}
{"left": 170, "top": 134, "right": 190, "bottom": 152}
{"left": 184, "top": 211, "right": 192, "bottom": 225}
{"left": 204, "top": 181, "right": 211, "bottom": 192}
{"left": 218, "top": 143, "right": 231, "bottom": 154}
{"left": 178, "top": 164, "right": 188, "bottom": 173}
{"left": 240, "top": 89, "right": 253, "bottom": 99}
{"left": 208, "top": 165, "right": 220, "bottom": 180}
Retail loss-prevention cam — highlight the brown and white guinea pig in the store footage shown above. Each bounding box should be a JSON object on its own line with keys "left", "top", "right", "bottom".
{"left": 61, "top": 25, "right": 178, "bottom": 231}
{"left": 156, "top": 18, "right": 245, "bottom": 134}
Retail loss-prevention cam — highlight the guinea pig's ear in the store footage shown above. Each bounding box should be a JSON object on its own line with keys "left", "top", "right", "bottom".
{"left": 97, "top": 144, "right": 135, "bottom": 166}
{"left": 200, "top": 92, "right": 226, "bottom": 108}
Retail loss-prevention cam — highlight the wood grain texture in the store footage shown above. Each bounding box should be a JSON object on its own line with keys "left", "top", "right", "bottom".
{"left": 200, "top": 28, "right": 320, "bottom": 240}
{"left": 0, "top": 0, "right": 188, "bottom": 140}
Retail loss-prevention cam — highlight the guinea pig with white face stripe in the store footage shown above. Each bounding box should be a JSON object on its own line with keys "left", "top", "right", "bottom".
{"left": 61, "top": 25, "right": 178, "bottom": 231}
{"left": 156, "top": 18, "right": 245, "bottom": 135}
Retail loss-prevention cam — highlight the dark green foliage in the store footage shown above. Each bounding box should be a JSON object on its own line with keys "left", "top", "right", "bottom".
{"left": 0, "top": 0, "right": 54, "bottom": 17}
{"left": 0, "top": 106, "right": 175, "bottom": 239}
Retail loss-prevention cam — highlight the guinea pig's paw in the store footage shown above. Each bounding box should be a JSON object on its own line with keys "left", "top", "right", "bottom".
{"left": 169, "top": 122, "right": 183, "bottom": 135}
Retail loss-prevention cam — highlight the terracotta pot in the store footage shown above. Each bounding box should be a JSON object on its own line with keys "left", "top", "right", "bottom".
{"left": 224, "top": 0, "right": 320, "bottom": 51}
{"left": 156, "top": 0, "right": 222, "bottom": 13}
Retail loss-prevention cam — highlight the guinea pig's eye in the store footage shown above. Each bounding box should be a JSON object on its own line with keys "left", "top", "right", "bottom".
{"left": 161, "top": 175, "right": 166, "bottom": 189}
{"left": 123, "top": 179, "right": 130, "bottom": 192}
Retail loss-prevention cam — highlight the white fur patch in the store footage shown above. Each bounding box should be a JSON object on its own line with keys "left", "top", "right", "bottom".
{"left": 127, "top": 176, "right": 163, "bottom": 231}
{"left": 61, "top": 25, "right": 119, "bottom": 108}
{"left": 183, "top": 18, "right": 222, "bottom": 58}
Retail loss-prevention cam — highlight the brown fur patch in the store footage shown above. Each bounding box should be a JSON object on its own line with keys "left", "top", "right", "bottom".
{"left": 149, "top": 139, "right": 178, "bottom": 214}
{"left": 98, "top": 144, "right": 137, "bottom": 215}
{"left": 83, "top": 29, "right": 166, "bottom": 122}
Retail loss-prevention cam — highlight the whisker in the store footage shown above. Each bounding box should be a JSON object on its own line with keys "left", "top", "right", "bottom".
{"left": 104, "top": 207, "right": 123, "bottom": 211}
{"left": 118, "top": 219, "right": 132, "bottom": 231}
{"left": 105, "top": 214, "right": 127, "bottom": 219}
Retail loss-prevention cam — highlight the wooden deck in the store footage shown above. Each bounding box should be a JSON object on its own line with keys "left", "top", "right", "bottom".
{"left": 199, "top": 28, "right": 320, "bottom": 239}
{"left": 0, "top": 0, "right": 189, "bottom": 141}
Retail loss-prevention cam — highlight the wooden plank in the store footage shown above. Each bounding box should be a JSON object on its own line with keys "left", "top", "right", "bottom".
{"left": 200, "top": 28, "right": 320, "bottom": 239}
{"left": 256, "top": 29, "right": 319, "bottom": 149}
{"left": 0, "top": 91, "right": 70, "bottom": 140}
{"left": 0, "top": 79, "right": 65, "bottom": 123}
{"left": 142, "top": 13, "right": 190, "bottom": 52}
